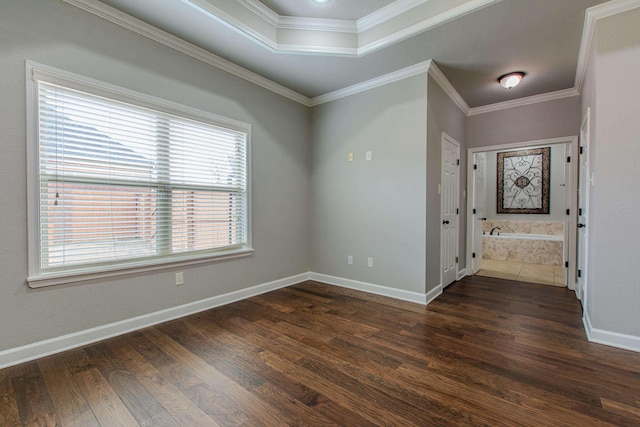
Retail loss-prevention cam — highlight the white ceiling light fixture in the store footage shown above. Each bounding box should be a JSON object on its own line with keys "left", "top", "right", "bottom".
{"left": 498, "top": 72, "right": 525, "bottom": 89}
{"left": 311, "top": 0, "right": 332, "bottom": 4}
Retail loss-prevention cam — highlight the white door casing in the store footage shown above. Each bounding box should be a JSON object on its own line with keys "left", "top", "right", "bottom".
{"left": 472, "top": 152, "right": 486, "bottom": 274}
{"left": 577, "top": 108, "right": 591, "bottom": 302}
{"left": 441, "top": 133, "right": 460, "bottom": 288}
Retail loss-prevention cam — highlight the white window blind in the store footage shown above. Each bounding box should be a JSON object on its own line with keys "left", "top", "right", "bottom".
{"left": 28, "top": 65, "right": 250, "bottom": 285}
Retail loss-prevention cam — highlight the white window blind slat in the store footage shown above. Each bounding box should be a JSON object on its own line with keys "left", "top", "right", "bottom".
{"left": 34, "top": 78, "right": 249, "bottom": 275}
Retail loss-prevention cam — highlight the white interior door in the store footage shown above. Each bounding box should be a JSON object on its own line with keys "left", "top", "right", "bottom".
{"left": 472, "top": 152, "right": 486, "bottom": 273}
{"left": 441, "top": 134, "right": 460, "bottom": 287}
{"left": 577, "top": 109, "right": 591, "bottom": 302}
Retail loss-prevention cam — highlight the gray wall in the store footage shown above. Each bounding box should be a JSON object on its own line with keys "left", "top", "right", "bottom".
{"left": 587, "top": 8, "right": 640, "bottom": 336}
{"left": 467, "top": 96, "right": 581, "bottom": 149}
{"left": 0, "top": 0, "right": 310, "bottom": 351}
{"left": 426, "top": 75, "right": 467, "bottom": 288}
{"left": 483, "top": 144, "right": 567, "bottom": 221}
{"left": 310, "top": 75, "right": 428, "bottom": 293}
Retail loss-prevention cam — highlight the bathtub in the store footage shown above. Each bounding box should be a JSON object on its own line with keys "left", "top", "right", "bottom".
{"left": 482, "top": 233, "right": 563, "bottom": 266}
{"left": 487, "top": 233, "right": 563, "bottom": 241}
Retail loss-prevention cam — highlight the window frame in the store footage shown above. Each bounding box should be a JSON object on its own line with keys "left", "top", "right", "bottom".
{"left": 26, "top": 61, "right": 253, "bottom": 288}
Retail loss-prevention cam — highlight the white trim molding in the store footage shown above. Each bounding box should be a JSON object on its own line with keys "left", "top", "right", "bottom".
{"left": 61, "top": 0, "right": 311, "bottom": 106}
{"left": 584, "top": 312, "right": 640, "bottom": 353}
{"left": 0, "top": 273, "right": 309, "bottom": 369}
{"left": 308, "top": 272, "right": 441, "bottom": 306}
{"left": 0, "top": 271, "right": 445, "bottom": 368}
{"left": 310, "top": 60, "right": 432, "bottom": 106}
{"left": 467, "top": 88, "right": 579, "bottom": 116}
{"left": 62, "top": 0, "right": 640, "bottom": 115}
{"left": 575, "top": 0, "right": 640, "bottom": 91}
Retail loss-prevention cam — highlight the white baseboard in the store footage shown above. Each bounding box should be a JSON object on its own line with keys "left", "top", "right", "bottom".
{"left": 583, "top": 311, "right": 640, "bottom": 353}
{"left": 0, "top": 271, "right": 449, "bottom": 369}
{"left": 0, "top": 272, "right": 309, "bottom": 369}
{"left": 308, "top": 272, "right": 441, "bottom": 305}
{"left": 457, "top": 268, "right": 467, "bottom": 281}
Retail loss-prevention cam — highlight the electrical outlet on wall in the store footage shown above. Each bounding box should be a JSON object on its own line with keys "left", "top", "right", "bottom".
{"left": 367, "top": 258, "right": 373, "bottom": 268}
{"left": 348, "top": 255, "right": 353, "bottom": 265}
{"left": 176, "top": 272, "right": 184, "bottom": 286}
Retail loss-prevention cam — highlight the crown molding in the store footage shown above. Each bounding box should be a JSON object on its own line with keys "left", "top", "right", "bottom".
{"left": 62, "top": 0, "right": 311, "bottom": 106}
{"left": 148, "top": 0, "right": 502, "bottom": 57}
{"left": 357, "top": 0, "right": 430, "bottom": 31}
{"left": 278, "top": 16, "right": 357, "bottom": 33}
{"left": 575, "top": 0, "right": 640, "bottom": 91}
{"left": 358, "top": 0, "right": 500, "bottom": 56}
{"left": 63, "top": 0, "right": 627, "bottom": 116}
{"left": 236, "top": 0, "right": 279, "bottom": 27}
{"left": 427, "top": 62, "right": 470, "bottom": 114}
{"left": 309, "top": 60, "right": 433, "bottom": 106}
{"left": 468, "top": 88, "right": 580, "bottom": 116}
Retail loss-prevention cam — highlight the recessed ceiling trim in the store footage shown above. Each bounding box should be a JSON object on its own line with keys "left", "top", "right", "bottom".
{"left": 62, "top": 0, "right": 622, "bottom": 116}
{"left": 62, "top": 0, "right": 311, "bottom": 105}
{"left": 236, "top": 0, "right": 279, "bottom": 27}
{"left": 575, "top": 0, "right": 640, "bottom": 92}
{"left": 358, "top": 0, "right": 500, "bottom": 56}
{"left": 277, "top": 16, "right": 358, "bottom": 33}
{"left": 357, "top": 0, "right": 431, "bottom": 31}
{"left": 184, "top": 0, "right": 502, "bottom": 56}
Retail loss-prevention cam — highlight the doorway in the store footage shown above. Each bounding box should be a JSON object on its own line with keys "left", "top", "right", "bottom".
{"left": 466, "top": 137, "right": 578, "bottom": 290}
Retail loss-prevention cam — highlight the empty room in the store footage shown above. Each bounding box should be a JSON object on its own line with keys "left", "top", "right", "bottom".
{"left": 1, "top": 0, "right": 640, "bottom": 425}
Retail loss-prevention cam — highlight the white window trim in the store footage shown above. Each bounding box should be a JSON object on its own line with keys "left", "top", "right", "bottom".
{"left": 25, "top": 61, "right": 253, "bottom": 288}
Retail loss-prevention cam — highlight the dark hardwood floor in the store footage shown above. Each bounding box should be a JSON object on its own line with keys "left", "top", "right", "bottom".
{"left": 2, "top": 276, "right": 640, "bottom": 426}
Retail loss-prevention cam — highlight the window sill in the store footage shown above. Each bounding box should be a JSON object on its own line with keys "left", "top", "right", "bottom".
{"left": 27, "top": 247, "right": 254, "bottom": 288}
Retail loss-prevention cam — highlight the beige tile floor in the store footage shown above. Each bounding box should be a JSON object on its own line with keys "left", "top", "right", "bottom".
{"left": 475, "top": 259, "right": 565, "bottom": 287}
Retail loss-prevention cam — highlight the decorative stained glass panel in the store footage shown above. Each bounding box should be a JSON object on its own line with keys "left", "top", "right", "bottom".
{"left": 497, "top": 147, "right": 550, "bottom": 214}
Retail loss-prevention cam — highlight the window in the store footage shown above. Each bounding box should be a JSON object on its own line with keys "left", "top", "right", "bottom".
{"left": 27, "top": 63, "right": 252, "bottom": 287}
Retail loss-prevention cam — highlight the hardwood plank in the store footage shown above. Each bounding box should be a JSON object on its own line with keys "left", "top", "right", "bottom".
{"left": 1, "top": 277, "right": 640, "bottom": 426}
{"left": 71, "top": 366, "right": 140, "bottom": 426}
{"left": 0, "top": 369, "right": 21, "bottom": 426}
{"left": 37, "top": 355, "right": 100, "bottom": 427}
{"left": 10, "top": 362, "right": 59, "bottom": 426}
{"left": 103, "top": 336, "right": 221, "bottom": 426}
{"left": 84, "top": 342, "right": 179, "bottom": 426}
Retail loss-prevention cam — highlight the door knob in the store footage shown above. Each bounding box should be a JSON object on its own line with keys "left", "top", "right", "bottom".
{"left": 443, "top": 220, "right": 450, "bottom": 225}
{"left": 577, "top": 223, "right": 586, "bottom": 228}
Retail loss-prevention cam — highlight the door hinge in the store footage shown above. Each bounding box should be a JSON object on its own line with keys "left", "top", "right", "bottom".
{"left": 455, "top": 256, "right": 459, "bottom": 264}
{"left": 473, "top": 208, "right": 477, "bottom": 214}
{"left": 579, "top": 208, "right": 583, "bottom": 216}
{"left": 565, "top": 261, "right": 569, "bottom": 268}
{"left": 567, "top": 156, "right": 571, "bottom": 163}
{"left": 472, "top": 252, "right": 476, "bottom": 259}
{"left": 473, "top": 164, "right": 478, "bottom": 170}
{"left": 578, "top": 269, "right": 582, "bottom": 278}
{"left": 457, "top": 159, "right": 460, "bottom": 166}
{"left": 580, "top": 146, "right": 584, "bottom": 154}
{"left": 566, "top": 209, "right": 570, "bottom": 215}
{"left": 456, "top": 208, "right": 459, "bottom": 215}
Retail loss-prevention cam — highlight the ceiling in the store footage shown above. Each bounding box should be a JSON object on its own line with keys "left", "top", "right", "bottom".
{"left": 89, "top": 0, "right": 608, "bottom": 108}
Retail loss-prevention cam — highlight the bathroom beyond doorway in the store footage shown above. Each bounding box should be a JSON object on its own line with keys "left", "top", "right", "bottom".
{"left": 475, "top": 259, "right": 565, "bottom": 287}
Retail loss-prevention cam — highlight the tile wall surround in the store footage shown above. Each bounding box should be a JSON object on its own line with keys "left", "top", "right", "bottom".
{"left": 482, "top": 220, "right": 564, "bottom": 236}
{"left": 482, "top": 220, "right": 564, "bottom": 266}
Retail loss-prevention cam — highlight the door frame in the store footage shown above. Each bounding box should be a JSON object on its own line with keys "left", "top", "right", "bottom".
{"left": 441, "top": 132, "right": 460, "bottom": 288}
{"left": 577, "top": 108, "right": 591, "bottom": 303}
{"left": 470, "top": 151, "right": 486, "bottom": 274}
{"left": 465, "top": 136, "right": 579, "bottom": 290}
